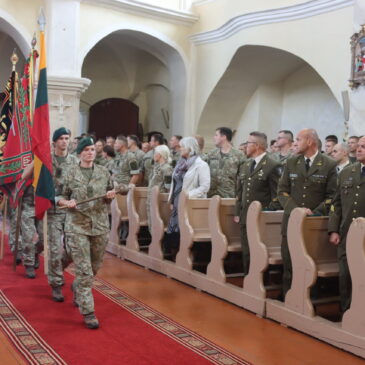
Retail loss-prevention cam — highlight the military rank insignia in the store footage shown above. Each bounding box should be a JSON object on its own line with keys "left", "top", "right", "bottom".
{"left": 55, "top": 167, "right": 62, "bottom": 178}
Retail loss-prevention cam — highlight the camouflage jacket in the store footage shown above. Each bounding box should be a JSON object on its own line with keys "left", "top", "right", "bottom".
{"left": 148, "top": 162, "right": 173, "bottom": 193}
{"left": 112, "top": 151, "right": 140, "bottom": 187}
{"left": 94, "top": 153, "right": 107, "bottom": 166}
{"left": 207, "top": 147, "right": 246, "bottom": 198}
{"left": 51, "top": 153, "right": 78, "bottom": 215}
{"left": 170, "top": 150, "right": 181, "bottom": 169}
{"left": 142, "top": 149, "right": 154, "bottom": 186}
{"left": 130, "top": 148, "right": 145, "bottom": 169}
{"left": 58, "top": 164, "right": 113, "bottom": 235}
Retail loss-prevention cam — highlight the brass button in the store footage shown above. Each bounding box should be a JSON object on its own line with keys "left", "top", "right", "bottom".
{"left": 353, "top": 210, "right": 357, "bottom": 213}
{"left": 356, "top": 194, "right": 359, "bottom": 197}
{"left": 304, "top": 186, "right": 307, "bottom": 190}
{"left": 303, "top": 194, "right": 306, "bottom": 198}
{"left": 355, "top": 202, "right": 358, "bottom": 205}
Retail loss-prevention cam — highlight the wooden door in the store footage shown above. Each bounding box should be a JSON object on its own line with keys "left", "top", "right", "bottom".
{"left": 88, "top": 98, "right": 139, "bottom": 139}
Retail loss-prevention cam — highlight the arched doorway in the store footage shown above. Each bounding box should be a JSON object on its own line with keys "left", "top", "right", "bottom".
{"left": 88, "top": 98, "right": 140, "bottom": 139}
{"left": 80, "top": 29, "right": 187, "bottom": 139}
{"left": 196, "top": 45, "right": 344, "bottom": 148}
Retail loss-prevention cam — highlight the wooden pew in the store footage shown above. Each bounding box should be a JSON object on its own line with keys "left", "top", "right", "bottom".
{"left": 175, "top": 191, "right": 211, "bottom": 271}
{"left": 108, "top": 193, "right": 128, "bottom": 255}
{"left": 126, "top": 186, "right": 149, "bottom": 252}
{"left": 284, "top": 208, "right": 339, "bottom": 317}
{"left": 266, "top": 208, "right": 365, "bottom": 358}
{"left": 206, "top": 196, "right": 241, "bottom": 283}
{"left": 243, "top": 201, "right": 283, "bottom": 314}
{"left": 342, "top": 217, "right": 365, "bottom": 337}
{"left": 149, "top": 186, "right": 171, "bottom": 260}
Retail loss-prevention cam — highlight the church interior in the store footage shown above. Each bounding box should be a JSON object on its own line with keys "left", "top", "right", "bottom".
{"left": 1, "top": 0, "right": 365, "bottom": 364}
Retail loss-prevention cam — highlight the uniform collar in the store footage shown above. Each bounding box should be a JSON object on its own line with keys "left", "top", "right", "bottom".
{"left": 254, "top": 152, "right": 266, "bottom": 165}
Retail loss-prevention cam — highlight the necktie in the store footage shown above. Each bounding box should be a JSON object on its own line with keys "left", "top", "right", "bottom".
{"left": 305, "top": 158, "right": 311, "bottom": 172}
{"left": 250, "top": 160, "right": 256, "bottom": 173}
{"left": 361, "top": 166, "right": 365, "bottom": 177}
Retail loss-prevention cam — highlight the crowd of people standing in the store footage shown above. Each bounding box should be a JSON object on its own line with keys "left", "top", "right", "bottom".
{"left": 8, "top": 125, "right": 365, "bottom": 329}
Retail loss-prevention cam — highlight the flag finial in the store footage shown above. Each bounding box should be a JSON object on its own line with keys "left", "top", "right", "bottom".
{"left": 10, "top": 49, "right": 19, "bottom": 71}
{"left": 38, "top": 8, "right": 46, "bottom": 32}
{"left": 31, "top": 33, "right": 37, "bottom": 49}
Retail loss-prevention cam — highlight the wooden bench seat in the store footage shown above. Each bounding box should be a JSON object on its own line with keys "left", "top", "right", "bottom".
{"left": 207, "top": 196, "right": 242, "bottom": 283}
{"left": 126, "top": 186, "right": 149, "bottom": 252}
{"left": 243, "top": 201, "right": 283, "bottom": 302}
{"left": 285, "top": 209, "right": 339, "bottom": 317}
{"left": 176, "top": 191, "right": 211, "bottom": 270}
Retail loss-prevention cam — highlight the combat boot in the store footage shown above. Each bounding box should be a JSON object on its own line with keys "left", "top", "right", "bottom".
{"left": 83, "top": 313, "right": 99, "bottom": 329}
{"left": 25, "top": 266, "right": 36, "bottom": 279}
{"left": 52, "top": 286, "right": 64, "bottom": 302}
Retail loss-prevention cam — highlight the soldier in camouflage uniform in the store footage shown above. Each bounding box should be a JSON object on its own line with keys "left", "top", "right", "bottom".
{"left": 271, "top": 130, "right": 294, "bottom": 164}
{"left": 112, "top": 135, "right": 140, "bottom": 188}
{"left": 328, "top": 136, "right": 365, "bottom": 313}
{"left": 94, "top": 139, "right": 107, "bottom": 166}
{"left": 127, "top": 135, "right": 145, "bottom": 170}
{"left": 207, "top": 127, "right": 245, "bottom": 198}
{"left": 235, "top": 132, "right": 282, "bottom": 275}
{"left": 58, "top": 137, "right": 116, "bottom": 329}
{"left": 48, "top": 127, "right": 78, "bottom": 302}
{"left": 169, "top": 135, "right": 182, "bottom": 168}
{"left": 142, "top": 133, "right": 164, "bottom": 186}
{"left": 102, "top": 145, "right": 115, "bottom": 175}
{"left": 147, "top": 145, "right": 173, "bottom": 231}
{"left": 278, "top": 129, "right": 337, "bottom": 298}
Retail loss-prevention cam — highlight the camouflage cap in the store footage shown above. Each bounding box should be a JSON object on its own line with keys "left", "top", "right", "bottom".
{"left": 52, "top": 127, "right": 71, "bottom": 142}
{"left": 77, "top": 137, "right": 94, "bottom": 154}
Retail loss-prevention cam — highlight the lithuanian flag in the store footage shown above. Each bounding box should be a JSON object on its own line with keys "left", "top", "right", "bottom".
{"left": 32, "top": 30, "right": 54, "bottom": 219}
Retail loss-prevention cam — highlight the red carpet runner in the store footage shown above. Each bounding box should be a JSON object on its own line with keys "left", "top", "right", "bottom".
{"left": 0, "top": 244, "right": 250, "bottom": 365}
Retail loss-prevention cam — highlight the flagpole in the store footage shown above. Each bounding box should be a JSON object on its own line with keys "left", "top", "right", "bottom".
{"left": 37, "top": 8, "right": 49, "bottom": 276}
{"left": 0, "top": 195, "right": 7, "bottom": 260}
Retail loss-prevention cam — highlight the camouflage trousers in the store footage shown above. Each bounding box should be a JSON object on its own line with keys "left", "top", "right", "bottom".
{"left": 47, "top": 212, "right": 71, "bottom": 288}
{"left": 65, "top": 233, "right": 108, "bottom": 315}
{"left": 21, "top": 202, "right": 43, "bottom": 267}
{"left": 8, "top": 204, "right": 23, "bottom": 258}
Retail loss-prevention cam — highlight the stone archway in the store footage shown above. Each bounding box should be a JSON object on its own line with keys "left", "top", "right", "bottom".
{"left": 196, "top": 45, "right": 344, "bottom": 148}
{"left": 79, "top": 28, "right": 187, "bottom": 138}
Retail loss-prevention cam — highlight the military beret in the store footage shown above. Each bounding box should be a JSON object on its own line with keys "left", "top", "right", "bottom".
{"left": 52, "top": 127, "right": 71, "bottom": 142}
{"left": 77, "top": 137, "right": 94, "bottom": 154}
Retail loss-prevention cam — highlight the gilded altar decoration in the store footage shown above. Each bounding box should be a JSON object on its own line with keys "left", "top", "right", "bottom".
{"left": 350, "top": 24, "right": 365, "bottom": 88}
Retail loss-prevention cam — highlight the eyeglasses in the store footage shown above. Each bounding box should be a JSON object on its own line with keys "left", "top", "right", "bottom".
{"left": 245, "top": 141, "right": 257, "bottom": 144}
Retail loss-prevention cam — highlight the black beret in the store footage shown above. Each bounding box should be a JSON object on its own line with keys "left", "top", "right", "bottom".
{"left": 76, "top": 137, "right": 94, "bottom": 154}
{"left": 52, "top": 127, "right": 71, "bottom": 142}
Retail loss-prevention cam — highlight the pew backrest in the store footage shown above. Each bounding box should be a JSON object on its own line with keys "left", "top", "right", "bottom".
{"left": 244, "top": 201, "right": 283, "bottom": 298}
{"left": 286, "top": 208, "right": 338, "bottom": 316}
{"left": 116, "top": 193, "right": 128, "bottom": 222}
{"left": 342, "top": 217, "right": 365, "bottom": 336}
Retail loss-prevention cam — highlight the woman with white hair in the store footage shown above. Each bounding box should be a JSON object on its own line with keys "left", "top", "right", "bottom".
{"left": 164, "top": 137, "right": 210, "bottom": 259}
{"left": 147, "top": 145, "right": 173, "bottom": 230}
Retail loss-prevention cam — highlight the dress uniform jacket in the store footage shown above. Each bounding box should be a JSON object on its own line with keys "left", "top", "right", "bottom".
{"left": 235, "top": 154, "right": 282, "bottom": 221}
{"left": 278, "top": 153, "right": 337, "bottom": 232}
{"left": 328, "top": 162, "right": 365, "bottom": 312}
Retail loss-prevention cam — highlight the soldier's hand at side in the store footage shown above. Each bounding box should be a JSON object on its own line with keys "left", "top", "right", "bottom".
{"left": 233, "top": 216, "right": 240, "bottom": 224}
{"left": 106, "top": 189, "right": 116, "bottom": 199}
{"left": 329, "top": 232, "right": 340, "bottom": 245}
{"left": 304, "top": 208, "right": 314, "bottom": 215}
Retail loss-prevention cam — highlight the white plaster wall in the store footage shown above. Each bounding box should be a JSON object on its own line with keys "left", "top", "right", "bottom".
{"left": 233, "top": 82, "right": 283, "bottom": 147}
{"left": 281, "top": 65, "right": 344, "bottom": 142}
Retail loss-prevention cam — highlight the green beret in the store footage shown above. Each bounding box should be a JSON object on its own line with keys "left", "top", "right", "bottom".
{"left": 77, "top": 137, "right": 94, "bottom": 154}
{"left": 52, "top": 127, "right": 71, "bottom": 142}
